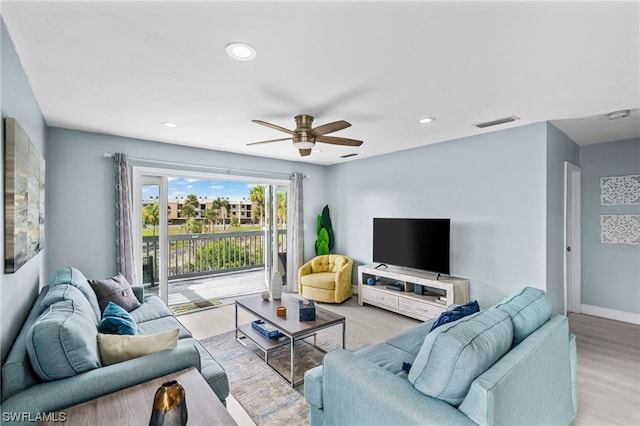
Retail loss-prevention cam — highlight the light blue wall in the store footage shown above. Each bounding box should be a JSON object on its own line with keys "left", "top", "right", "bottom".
{"left": 45, "top": 128, "right": 327, "bottom": 281}
{"left": 0, "top": 19, "right": 47, "bottom": 363}
{"left": 546, "top": 123, "right": 580, "bottom": 314}
{"left": 580, "top": 138, "right": 640, "bottom": 314}
{"left": 325, "top": 122, "right": 549, "bottom": 308}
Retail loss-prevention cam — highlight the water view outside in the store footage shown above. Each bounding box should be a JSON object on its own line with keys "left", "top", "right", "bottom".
{"left": 141, "top": 178, "right": 286, "bottom": 288}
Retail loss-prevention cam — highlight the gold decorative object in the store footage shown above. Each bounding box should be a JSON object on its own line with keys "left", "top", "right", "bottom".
{"left": 276, "top": 306, "right": 287, "bottom": 317}
{"left": 149, "top": 380, "right": 187, "bottom": 426}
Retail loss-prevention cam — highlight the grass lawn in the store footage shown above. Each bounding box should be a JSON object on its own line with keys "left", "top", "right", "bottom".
{"left": 142, "top": 224, "right": 266, "bottom": 236}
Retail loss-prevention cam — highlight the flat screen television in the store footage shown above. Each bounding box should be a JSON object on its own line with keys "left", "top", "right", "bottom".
{"left": 373, "top": 218, "right": 450, "bottom": 275}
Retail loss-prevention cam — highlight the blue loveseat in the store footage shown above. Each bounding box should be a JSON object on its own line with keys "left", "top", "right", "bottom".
{"left": 1, "top": 267, "right": 229, "bottom": 424}
{"left": 305, "top": 287, "right": 577, "bottom": 426}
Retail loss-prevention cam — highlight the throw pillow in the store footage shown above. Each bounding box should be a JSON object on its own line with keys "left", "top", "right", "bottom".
{"left": 408, "top": 309, "right": 513, "bottom": 406}
{"left": 89, "top": 273, "right": 141, "bottom": 313}
{"left": 98, "top": 302, "right": 137, "bottom": 335}
{"left": 430, "top": 300, "right": 480, "bottom": 331}
{"left": 97, "top": 329, "right": 179, "bottom": 366}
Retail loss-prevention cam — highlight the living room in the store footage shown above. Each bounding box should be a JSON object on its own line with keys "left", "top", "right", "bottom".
{"left": 1, "top": 1, "right": 639, "bottom": 425}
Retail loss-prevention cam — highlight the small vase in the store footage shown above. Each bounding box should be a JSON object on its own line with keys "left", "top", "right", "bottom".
{"left": 149, "top": 380, "right": 187, "bottom": 426}
{"left": 270, "top": 271, "right": 283, "bottom": 300}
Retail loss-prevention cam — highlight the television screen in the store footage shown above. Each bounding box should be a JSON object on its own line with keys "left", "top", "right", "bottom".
{"left": 373, "top": 218, "right": 450, "bottom": 274}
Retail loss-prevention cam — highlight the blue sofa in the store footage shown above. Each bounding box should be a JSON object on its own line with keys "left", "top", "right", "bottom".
{"left": 1, "top": 267, "right": 229, "bottom": 423}
{"left": 305, "top": 287, "right": 577, "bottom": 426}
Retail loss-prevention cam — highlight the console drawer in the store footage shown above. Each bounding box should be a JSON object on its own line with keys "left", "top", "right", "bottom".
{"left": 362, "top": 287, "right": 398, "bottom": 309}
{"left": 399, "top": 298, "right": 442, "bottom": 320}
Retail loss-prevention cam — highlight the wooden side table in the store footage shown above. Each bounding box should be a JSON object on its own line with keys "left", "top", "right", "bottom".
{"left": 39, "top": 368, "right": 236, "bottom": 426}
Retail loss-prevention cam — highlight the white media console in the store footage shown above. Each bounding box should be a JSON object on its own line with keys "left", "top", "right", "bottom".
{"left": 358, "top": 263, "right": 470, "bottom": 321}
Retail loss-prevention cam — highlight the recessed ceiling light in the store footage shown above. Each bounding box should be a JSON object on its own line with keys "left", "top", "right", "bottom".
{"left": 225, "top": 42, "right": 257, "bottom": 61}
{"left": 607, "top": 110, "right": 631, "bottom": 120}
{"left": 161, "top": 121, "right": 177, "bottom": 128}
{"left": 418, "top": 117, "right": 435, "bottom": 124}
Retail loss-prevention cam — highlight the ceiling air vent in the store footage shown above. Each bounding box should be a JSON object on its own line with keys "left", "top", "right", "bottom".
{"left": 474, "top": 115, "right": 519, "bottom": 129}
{"left": 340, "top": 153, "right": 358, "bottom": 158}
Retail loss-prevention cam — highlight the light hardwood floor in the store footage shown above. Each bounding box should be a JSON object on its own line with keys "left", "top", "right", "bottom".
{"left": 179, "top": 297, "right": 640, "bottom": 426}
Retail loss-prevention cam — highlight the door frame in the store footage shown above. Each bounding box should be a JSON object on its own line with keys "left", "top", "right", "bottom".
{"left": 563, "top": 161, "right": 582, "bottom": 314}
{"left": 132, "top": 165, "right": 290, "bottom": 306}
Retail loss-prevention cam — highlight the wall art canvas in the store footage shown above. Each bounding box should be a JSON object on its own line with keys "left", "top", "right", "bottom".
{"left": 600, "top": 214, "right": 640, "bottom": 245}
{"left": 4, "top": 117, "right": 45, "bottom": 273}
{"left": 600, "top": 175, "right": 640, "bottom": 205}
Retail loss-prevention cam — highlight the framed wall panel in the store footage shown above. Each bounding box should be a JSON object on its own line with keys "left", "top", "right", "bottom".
{"left": 4, "top": 117, "right": 45, "bottom": 273}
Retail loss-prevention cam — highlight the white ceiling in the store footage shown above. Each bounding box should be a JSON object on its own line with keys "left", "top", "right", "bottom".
{"left": 2, "top": 0, "right": 639, "bottom": 166}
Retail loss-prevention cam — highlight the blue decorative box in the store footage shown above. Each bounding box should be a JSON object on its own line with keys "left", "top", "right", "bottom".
{"left": 299, "top": 300, "right": 316, "bottom": 321}
{"left": 251, "top": 320, "right": 283, "bottom": 339}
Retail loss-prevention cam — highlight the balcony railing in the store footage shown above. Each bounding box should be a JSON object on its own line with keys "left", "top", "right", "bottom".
{"left": 142, "top": 230, "right": 286, "bottom": 285}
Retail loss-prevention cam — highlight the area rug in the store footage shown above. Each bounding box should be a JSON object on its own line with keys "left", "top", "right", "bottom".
{"left": 201, "top": 326, "right": 369, "bottom": 425}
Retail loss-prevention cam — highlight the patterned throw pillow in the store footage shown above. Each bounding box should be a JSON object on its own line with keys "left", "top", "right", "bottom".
{"left": 98, "top": 302, "right": 137, "bottom": 335}
{"left": 88, "top": 273, "right": 141, "bottom": 312}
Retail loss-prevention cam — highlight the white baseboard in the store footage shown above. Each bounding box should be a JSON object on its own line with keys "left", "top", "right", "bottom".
{"left": 580, "top": 304, "right": 640, "bottom": 325}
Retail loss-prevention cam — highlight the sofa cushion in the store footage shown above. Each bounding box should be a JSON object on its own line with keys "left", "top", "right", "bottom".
{"left": 430, "top": 300, "right": 480, "bottom": 331}
{"left": 495, "top": 287, "right": 552, "bottom": 346}
{"left": 408, "top": 309, "right": 513, "bottom": 406}
{"left": 40, "top": 284, "right": 95, "bottom": 322}
{"left": 89, "top": 273, "right": 142, "bottom": 313}
{"left": 49, "top": 266, "right": 102, "bottom": 322}
{"left": 299, "top": 272, "right": 336, "bottom": 290}
{"left": 136, "top": 316, "right": 193, "bottom": 339}
{"left": 129, "top": 296, "right": 174, "bottom": 323}
{"left": 98, "top": 302, "right": 137, "bottom": 335}
{"left": 355, "top": 343, "right": 417, "bottom": 378}
{"left": 97, "top": 329, "right": 179, "bottom": 366}
{"left": 26, "top": 299, "right": 101, "bottom": 381}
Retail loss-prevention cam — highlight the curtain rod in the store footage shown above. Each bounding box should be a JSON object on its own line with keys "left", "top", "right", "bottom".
{"left": 103, "top": 153, "right": 309, "bottom": 179}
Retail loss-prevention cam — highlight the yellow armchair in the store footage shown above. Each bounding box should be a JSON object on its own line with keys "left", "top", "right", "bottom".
{"left": 298, "top": 254, "right": 353, "bottom": 303}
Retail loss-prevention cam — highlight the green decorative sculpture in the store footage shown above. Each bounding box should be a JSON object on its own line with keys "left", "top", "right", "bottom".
{"left": 315, "top": 205, "right": 335, "bottom": 255}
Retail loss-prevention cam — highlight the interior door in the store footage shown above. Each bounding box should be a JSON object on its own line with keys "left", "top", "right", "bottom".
{"left": 564, "top": 162, "right": 582, "bottom": 314}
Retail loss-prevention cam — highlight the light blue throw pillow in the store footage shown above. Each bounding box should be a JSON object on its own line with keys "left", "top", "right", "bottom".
{"left": 26, "top": 299, "right": 101, "bottom": 381}
{"left": 495, "top": 287, "right": 552, "bottom": 346}
{"left": 98, "top": 302, "right": 137, "bottom": 335}
{"left": 408, "top": 309, "right": 513, "bottom": 406}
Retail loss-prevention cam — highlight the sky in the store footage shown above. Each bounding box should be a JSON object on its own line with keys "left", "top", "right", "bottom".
{"left": 143, "top": 177, "right": 258, "bottom": 201}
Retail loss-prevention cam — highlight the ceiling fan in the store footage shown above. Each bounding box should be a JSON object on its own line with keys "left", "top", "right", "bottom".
{"left": 247, "top": 114, "right": 363, "bottom": 157}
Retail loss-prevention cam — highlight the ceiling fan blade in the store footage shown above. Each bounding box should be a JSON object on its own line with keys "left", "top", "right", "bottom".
{"left": 246, "top": 137, "right": 292, "bottom": 146}
{"left": 299, "top": 148, "right": 312, "bottom": 157}
{"left": 310, "top": 120, "right": 351, "bottom": 137}
{"left": 315, "top": 135, "right": 363, "bottom": 147}
{"left": 252, "top": 120, "right": 296, "bottom": 135}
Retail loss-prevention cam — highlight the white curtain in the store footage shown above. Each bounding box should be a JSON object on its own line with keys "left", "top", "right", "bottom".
{"left": 114, "top": 153, "right": 137, "bottom": 285}
{"left": 288, "top": 172, "right": 304, "bottom": 293}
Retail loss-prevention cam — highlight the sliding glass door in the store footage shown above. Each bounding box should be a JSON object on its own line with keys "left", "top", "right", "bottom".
{"left": 133, "top": 166, "right": 289, "bottom": 311}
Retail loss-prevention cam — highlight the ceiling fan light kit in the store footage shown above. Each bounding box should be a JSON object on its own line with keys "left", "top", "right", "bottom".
{"left": 249, "top": 114, "right": 364, "bottom": 157}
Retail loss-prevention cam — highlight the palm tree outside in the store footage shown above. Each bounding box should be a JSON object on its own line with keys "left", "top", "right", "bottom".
{"left": 250, "top": 185, "right": 265, "bottom": 227}
{"left": 143, "top": 203, "right": 160, "bottom": 235}
{"left": 180, "top": 194, "right": 200, "bottom": 232}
